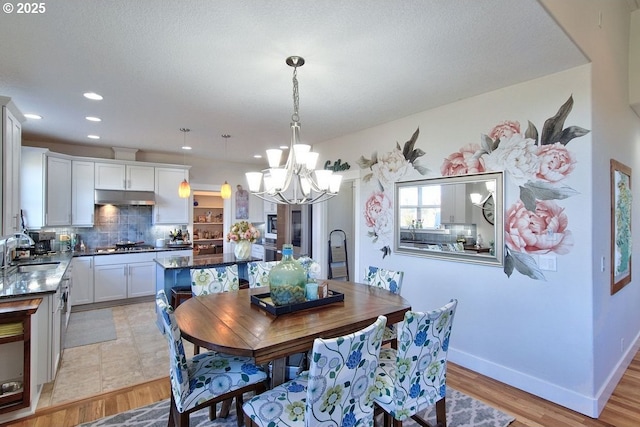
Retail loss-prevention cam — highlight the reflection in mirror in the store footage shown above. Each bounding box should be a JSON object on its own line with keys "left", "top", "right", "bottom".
{"left": 394, "top": 171, "right": 503, "bottom": 266}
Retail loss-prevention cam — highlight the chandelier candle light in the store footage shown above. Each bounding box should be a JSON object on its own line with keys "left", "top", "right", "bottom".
{"left": 245, "top": 56, "right": 342, "bottom": 205}
{"left": 226, "top": 221, "right": 260, "bottom": 260}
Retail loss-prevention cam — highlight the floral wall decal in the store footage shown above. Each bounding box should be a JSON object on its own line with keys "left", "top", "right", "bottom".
{"left": 440, "top": 95, "right": 590, "bottom": 279}
{"left": 357, "top": 128, "right": 428, "bottom": 257}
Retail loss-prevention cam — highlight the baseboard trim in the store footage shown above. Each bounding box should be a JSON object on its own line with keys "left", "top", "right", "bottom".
{"left": 71, "top": 295, "right": 154, "bottom": 312}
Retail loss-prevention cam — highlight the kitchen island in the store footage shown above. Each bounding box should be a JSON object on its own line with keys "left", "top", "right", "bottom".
{"left": 154, "top": 252, "right": 260, "bottom": 331}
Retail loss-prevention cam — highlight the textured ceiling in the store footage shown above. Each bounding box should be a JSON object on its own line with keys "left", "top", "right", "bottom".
{"left": 0, "top": 0, "right": 587, "bottom": 165}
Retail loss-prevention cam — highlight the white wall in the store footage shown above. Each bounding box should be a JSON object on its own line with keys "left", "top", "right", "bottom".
{"left": 317, "top": 66, "right": 597, "bottom": 415}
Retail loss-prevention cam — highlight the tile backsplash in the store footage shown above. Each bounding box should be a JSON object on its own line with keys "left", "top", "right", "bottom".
{"left": 42, "top": 205, "right": 185, "bottom": 250}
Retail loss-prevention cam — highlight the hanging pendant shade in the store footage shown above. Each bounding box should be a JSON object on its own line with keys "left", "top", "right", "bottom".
{"left": 221, "top": 181, "right": 232, "bottom": 199}
{"left": 179, "top": 179, "right": 191, "bottom": 198}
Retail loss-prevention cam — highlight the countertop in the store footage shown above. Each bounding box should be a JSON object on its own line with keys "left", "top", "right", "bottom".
{"left": 0, "top": 246, "right": 194, "bottom": 300}
{"left": 0, "top": 252, "right": 73, "bottom": 300}
{"left": 155, "top": 253, "right": 261, "bottom": 270}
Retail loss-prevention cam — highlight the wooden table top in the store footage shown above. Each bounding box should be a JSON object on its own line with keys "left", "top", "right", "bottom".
{"left": 174, "top": 280, "right": 411, "bottom": 365}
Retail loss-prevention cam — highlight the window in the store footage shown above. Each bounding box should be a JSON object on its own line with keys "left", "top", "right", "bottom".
{"left": 398, "top": 185, "right": 441, "bottom": 229}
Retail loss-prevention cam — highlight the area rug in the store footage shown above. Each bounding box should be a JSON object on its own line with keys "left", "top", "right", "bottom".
{"left": 78, "top": 387, "right": 515, "bottom": 427}
{"left": 64, "top": 308, "right": 117, "bottom": 348}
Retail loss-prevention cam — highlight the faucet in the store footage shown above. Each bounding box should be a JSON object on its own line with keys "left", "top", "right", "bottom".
{"left": 0, "top": 233, "right": 35, "bottom": 269}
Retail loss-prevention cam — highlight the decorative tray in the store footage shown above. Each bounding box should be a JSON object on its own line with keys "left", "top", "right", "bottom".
{"left": 251, "top": 290, "right": 344, "bottom": 316}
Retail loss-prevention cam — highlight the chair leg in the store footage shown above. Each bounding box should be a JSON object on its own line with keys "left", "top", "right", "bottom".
{"left": 235, "top": 394, "right": 245, "bottom": 427}
{"left": 193, "top": 345, "right": 200, "bottom": 355}
{"left": 208, "top": 402, "right": 217, "bottom": 420}
{"left": 244, "top": 413, "right": 255, "bottom": 426}
{"left": 435, "top": 397, "right": 446, "bottom": 427}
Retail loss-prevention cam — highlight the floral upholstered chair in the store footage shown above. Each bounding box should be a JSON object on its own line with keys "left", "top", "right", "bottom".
{"left": 364, "top": 266, "right": 404, "bottom": 347}
{"left": 247, "top": 261, "right": 278, "bottom": 288}
{"left": 243, "top": 315, "right": 388, "bottom": 427}
{"left": 190, "top": 264, "right": 239, "bottom": 296}
{"left": 156, "top": 290, "right": 267, "bottom": 427}
{"left": 374, "top": 299, "right": 458, "bottom": 427}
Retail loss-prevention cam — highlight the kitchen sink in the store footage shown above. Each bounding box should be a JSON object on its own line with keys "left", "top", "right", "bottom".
{"left": 17, "top": 262, "right": 60, "bottom": 273}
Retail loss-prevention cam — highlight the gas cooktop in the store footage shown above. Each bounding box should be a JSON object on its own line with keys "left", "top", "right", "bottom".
{"left": 95, "top": 244, "right": 155, "bottom": 253}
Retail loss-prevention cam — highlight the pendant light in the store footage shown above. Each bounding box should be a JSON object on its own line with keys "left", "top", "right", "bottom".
{"left": 178, "top": 128, "right": 191, "bottom": 198}
{"left": 245, "top": 56, "right": 341, "bottom": 205}
{"left": 220, "top": 134, "right": 232, "bottom": 199}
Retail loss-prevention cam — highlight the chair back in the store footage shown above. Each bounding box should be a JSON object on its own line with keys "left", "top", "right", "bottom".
{"left": 363, "top": 266, "right": 404, "bottom": 294}
{"left": 386, "top": 299, "right": 458, "bottom": 416}
{"left": 247, "top": 261, "right": 278, "bottom": 288}
{"left": 190, "top": 264, "right": 239, "bottom": 296}
{"left": 155, "top": 291, "right": 190, "bottom": 405}
{"left": 305, "top": 315, "right": 387, "bottom": 425}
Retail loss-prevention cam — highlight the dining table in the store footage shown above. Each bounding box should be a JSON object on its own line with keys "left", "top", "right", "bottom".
{"left": 174, "top": 280, "right": 411, "bottom": 387}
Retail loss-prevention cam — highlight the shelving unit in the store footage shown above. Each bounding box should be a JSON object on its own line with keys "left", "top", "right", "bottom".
{"left": 0, "top": 298, "right": 42, "bottom": 414}
{"left": 193, "top": 191, "right": 224, "bottom": 255}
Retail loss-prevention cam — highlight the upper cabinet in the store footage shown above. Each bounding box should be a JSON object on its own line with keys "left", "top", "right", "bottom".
{"left": 71, "top": 160, "right": 95, "bottom": 227}
{"left": 153, "top": 167, "right": 189, "bottom": 224}
{"left": 94, "top": 162, "right": 154, "bottom": 191}
{"left": 2, "top": 98, "right": 24, "bottom": 235}
{"left": 440, "top": 183, "right": 470, "bottom": 224}
{"left": 21, "top": 148, "right": 72, "bottom": 228}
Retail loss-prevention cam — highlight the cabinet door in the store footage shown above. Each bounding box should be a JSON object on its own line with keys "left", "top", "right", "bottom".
{"left": 72, "top": 160, "right": 95, "bottom": 226}
{"left": 46, "top": 156, "right": 72, "bottom": 226}
{"left": 127, "top": 261, "right": 157, "bottom": 297}
{"left": 154, "top": 167, "right": 189, "bottom": 224}
{"left": 94, "top": 162, "right": 125, "bottom": 190}
{"left": 126, "top": 165, "right": 155, "bottom": 191}
{"left": 2, "top": 105, "right": 22, "bottom": 234}
{"left": 51, "top": 290, "right": 61, "bottom": 379}
{"left": 94, "top": 264, "right": 127, "bottom": 302}
{"left": 440, "top": 183, "right": 468, "bottom": 224}
{"left": 71, "top": 257, "right": 94, "bottom": 305}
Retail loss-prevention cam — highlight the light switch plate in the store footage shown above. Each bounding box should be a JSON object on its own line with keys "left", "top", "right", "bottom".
{"left": 539, "top": 254, "right": 557, "bottom": 271}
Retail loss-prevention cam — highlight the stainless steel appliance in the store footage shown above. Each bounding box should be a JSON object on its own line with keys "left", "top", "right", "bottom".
{"left": 28, "top": 230, "right": 55, "bottom": 255}
{"left": 266, "top": 214, "right": 277, "bottom": 239}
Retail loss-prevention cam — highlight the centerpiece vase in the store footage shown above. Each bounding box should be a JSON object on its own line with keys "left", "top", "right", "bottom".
{"left": 234, "top": 240, "right": 252, "bottom": 260}
{"left": 268, "top": 244, "right": 307, "bottom": 306}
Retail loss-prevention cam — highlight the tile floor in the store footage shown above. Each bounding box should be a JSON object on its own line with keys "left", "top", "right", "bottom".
{"left": 37, "top": 301, "right": 193, "bottom": 409}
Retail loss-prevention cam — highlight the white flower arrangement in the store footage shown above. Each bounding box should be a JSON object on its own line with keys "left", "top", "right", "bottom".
{"left": 297, "top": 256, "right": 321, "bottom": 280}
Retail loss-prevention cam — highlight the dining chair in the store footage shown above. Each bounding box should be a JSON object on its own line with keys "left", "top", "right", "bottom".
{"left": 190, "top": 264, "right": 240, "bottom": 296}
{"left": 242, "top": 315, "right": 388, "bottom": 427}
{"left": 364, "top": 266, "right": 404, "bottom": 347}
{"left": 190, "top": 264, "right": 240, "bottom": 354}
{"left": 156, "top": 290, "right": 268, "bottom": 427}
{"left": 246, "top": 261, "right": 278, "bottom": 288}
{"left": 374, "top": 299, "right": 458, "bottom": 427}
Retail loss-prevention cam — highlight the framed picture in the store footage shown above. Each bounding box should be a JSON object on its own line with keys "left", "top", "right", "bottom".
{"left": 611, "top": 159, "right": 632, "bottom": 295}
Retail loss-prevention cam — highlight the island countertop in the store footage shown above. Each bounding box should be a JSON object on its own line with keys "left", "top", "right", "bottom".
{"left": 154, "top": 253, "right": 261, "bottom": 270}
{"left": 0, "top": 253, "right": 73, "bottom": 300}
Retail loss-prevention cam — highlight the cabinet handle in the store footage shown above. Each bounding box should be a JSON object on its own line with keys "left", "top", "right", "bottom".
{"left": 91, "top": 214, "right": 94, "bottom": 223}
{"left": 123, "top": 179, "right": 127, "bottom": 189}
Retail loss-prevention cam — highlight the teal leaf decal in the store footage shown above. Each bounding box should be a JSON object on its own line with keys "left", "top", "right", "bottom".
{"left": 508, "top": 250, "right": 547, "bottom": 280}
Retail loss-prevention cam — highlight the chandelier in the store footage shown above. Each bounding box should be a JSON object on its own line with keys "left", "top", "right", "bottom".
{"left": 245, "top": 56, "right": 342, "bottom": 205}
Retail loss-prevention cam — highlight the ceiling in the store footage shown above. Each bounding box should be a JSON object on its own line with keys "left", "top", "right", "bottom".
{"left": 0, "top": 0, "right": 589, "bottom": 165}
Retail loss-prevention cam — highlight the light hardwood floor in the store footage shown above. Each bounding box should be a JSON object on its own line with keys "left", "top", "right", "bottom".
{"left": 5, "top": 349, "right": 639, "bottom": 427}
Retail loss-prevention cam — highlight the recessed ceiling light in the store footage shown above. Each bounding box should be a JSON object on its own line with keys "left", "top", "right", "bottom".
{"left": 253, "top": 154, "right": 263, "bottom": 159}
{"left": 24, "top": 113, "right": 42, "bottom": 120}
{"left": 181, "top": 146, "right": 192, "bottom": 150}
{"left": 85, "top": 116, "right": 101, "bottom": 122}
{"left": 87, "top": 135, "right": 100, "bottom": 139}
{"left": 83, "top": 92, "right": 103, "bottom": 100}
{"left": 279, "top": 145, "right": 289, "bottom": 150}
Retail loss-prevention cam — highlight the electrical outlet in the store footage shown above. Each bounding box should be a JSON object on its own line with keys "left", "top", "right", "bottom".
{"left": 539, "top": 254, "right": 557, "bottom": 271}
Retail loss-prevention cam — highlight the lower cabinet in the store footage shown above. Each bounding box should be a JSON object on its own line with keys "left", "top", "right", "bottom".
{"left": 94, "top": 253, "right": 157, "bottom": 302}
{"left": 71, "top": 257, "right": 94, "bottom": 305}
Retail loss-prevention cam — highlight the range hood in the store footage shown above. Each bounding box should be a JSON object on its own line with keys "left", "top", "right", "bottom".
{"left": 94, "top": 190, "right": 156, "bottom": 205}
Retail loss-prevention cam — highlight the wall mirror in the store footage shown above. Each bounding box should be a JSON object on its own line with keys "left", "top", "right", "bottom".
{"left": 394, "top": 171, "right": 504, "bottom": 266}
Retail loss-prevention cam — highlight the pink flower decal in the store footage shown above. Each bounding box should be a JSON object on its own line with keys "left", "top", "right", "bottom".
{"left": 505, "top": 199, "right": 573, "bottom": 255}
{"left": 440, "top": 144, "right": 485, "bottom": 176}
{"left": 536, "top": 142, "right": 576, "bottom": 182}
{"left": 489, "top": 120, "right": 521, "bottom": 141}
{"left": 364, "top": 191, "right": 393, "bottom": 238}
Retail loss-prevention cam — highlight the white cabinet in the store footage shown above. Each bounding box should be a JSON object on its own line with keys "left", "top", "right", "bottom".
{"left": 20, "top": 148, "right": 73, "bottom": 228}
{"left": 264, "top": 200, "right": 277, "bottom": 214}
{"left": 154, "top": 167, "right": 189, "bottom": 224}
{"left": 2, "top": 99, "right": 24, "bottom": 235}
{"left": 440, "top": 183, "right": 470, "bottom": 224}
{"left": 94, "top": 252, "right": 157, "bottom": 302}
{"left": 71, "top": 257, "right": 94, "bottom": 305}
{"left": 71, "top": 160, "right": 95, "bottom": 226}
{"left": 94, "top": 162, "right": 155, "bottom": 191}
{"left": 46, "top": 155, "right": 72, "bottom": 226}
